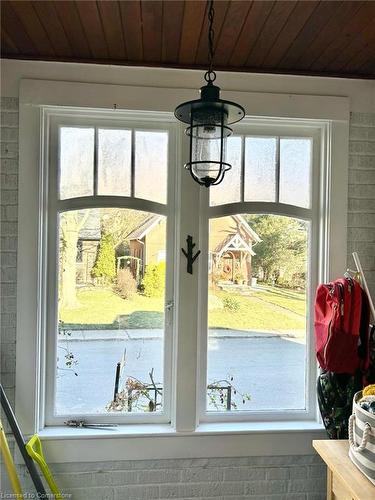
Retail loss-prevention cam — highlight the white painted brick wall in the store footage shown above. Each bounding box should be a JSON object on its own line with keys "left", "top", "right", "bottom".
{"left": 33, "top": 456, "right": 325, "bottom": 500}
{"left": 1, "top": 98, "right": 374, "bottom": 499}
{"left": 0, "top": 97, "right": 19, "bottom": 490}
{"left": 347, "top": 112, "right": 375, "bottom": 300}
{"left": 1, "top": 99, "right": 18, "bottom": 402}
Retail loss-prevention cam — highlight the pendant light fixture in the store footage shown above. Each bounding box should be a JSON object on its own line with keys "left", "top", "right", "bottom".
{"left": 174, "top": 0, "right": 245, "bottom": 187}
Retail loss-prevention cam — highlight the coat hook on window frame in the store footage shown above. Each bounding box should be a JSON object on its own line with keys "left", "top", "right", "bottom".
{"left": 181, "top": 235, "right": 201, "bottom": 275}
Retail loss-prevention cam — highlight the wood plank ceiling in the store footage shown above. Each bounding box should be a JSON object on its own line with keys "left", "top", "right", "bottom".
{"left": 2, "top": 0, "right": 375, "bottom": 79}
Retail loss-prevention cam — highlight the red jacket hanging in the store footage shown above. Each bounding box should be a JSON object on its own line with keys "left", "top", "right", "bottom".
{"left": 314, "top": 277, "right": 369, "bottom": 374}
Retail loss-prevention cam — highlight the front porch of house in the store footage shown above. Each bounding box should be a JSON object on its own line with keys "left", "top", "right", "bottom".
{"left": 209, "top": 233, "right": 256, "bottom": 288}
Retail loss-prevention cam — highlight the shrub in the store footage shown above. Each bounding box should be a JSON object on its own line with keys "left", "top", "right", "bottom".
{"left": 142, "top": 262, "right": 166, "bottom": 297}
{"left": 91, "top": 234, "right": 116, "bottom": 283}
{"left": 278, "top": 273, "right": 306, "bottom": 290}
{"left": 222, "top": 295, "right": 241, "bottom": 312}
{"left": 234, "top": 272, "right": 245, "bottom": 284}
{"left": 115, "top": 268, "right": 137, "bottom": 299}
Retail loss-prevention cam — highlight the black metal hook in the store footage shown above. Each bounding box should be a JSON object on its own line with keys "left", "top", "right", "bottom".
{"left": 181, "top": 235, "right": 201, "bottom": 275}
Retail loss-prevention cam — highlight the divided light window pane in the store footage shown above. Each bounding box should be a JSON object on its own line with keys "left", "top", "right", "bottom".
{"left": 59, "top": 127, "right": 94, "bottom": 200}
{"left": 134, "top": 131, "right": 168, "bottom": 204}
{"left": 98, "top": 129, "right": 132, "bottom": 196}
{"left": 244, "top": 137, "right": 277, "bottom": 202}
{"left": 210, "top": 136, "right": 242, "bottom": 207}
{"left": 279, "top": 138, "right": 312, "bottom": 209}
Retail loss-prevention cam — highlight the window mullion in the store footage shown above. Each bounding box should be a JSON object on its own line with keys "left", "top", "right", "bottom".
{"left": 131, "top": 129, "right": 135, "bottom": 197}
{"left": 197, "top": 188, "right": 210, "bottom": 421}
{"left": 93, "top": 127, "right": 98, "bottom": 196}
{"left": 173, "top": 127, "right": 201, "bottom": 432}
{"left": 275, "top": 136, "right": 280, "bottom": 203}
{"left": 241, "top": 135, "right": 245, "bottom": 202}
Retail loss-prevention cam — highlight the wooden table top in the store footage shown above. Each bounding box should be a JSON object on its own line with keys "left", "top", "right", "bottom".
{"left": 313, "top": 440, "right": 375, "bottom": 500}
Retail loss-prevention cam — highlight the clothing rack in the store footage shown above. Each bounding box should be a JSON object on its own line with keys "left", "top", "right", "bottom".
{"left": 352, "top": 252, "right": 375, "bottom": 321}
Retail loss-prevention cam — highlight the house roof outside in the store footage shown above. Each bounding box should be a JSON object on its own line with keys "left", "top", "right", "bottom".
{"left": 214, "top": 233, "right": 256, "bottom": 258}
{"left": 127, "top": 213, "right": 261, "bottom": 245}
{"left": 78, "top": 209, "right": 101, "bottom": 241}
{"left": 232, "top": 215, "right": 262, "bottom": 244}
{"left": 127, "top": 214, "right": 162, "bottom": 241}
{"left": 77, "top": 211, "right": 261, "bottom": 246}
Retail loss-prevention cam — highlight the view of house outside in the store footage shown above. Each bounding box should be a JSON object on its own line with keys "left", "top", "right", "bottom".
{"left": 56, "top": 207, "right": 308, "bottom": 415}
{"left": 207, "top": 214, "right": 308, "bottom": 412}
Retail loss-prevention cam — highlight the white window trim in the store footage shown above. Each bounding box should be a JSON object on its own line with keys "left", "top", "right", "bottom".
{"left": 16, "top": 78, "right": 349, "bottom": 461}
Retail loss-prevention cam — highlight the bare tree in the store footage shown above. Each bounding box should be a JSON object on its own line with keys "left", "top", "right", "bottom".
{"left": 101, "top": 208, "right": 149, "bottom": 248}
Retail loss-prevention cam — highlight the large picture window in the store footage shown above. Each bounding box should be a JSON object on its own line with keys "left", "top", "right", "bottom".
{"left": 45, "top": 114, "right": 320, "bottom": 425}
{"left": 15, "top": 79, "right": 350, "bottom": 461}
{"left": 44, "top": 114, "right": 321, "bottom": 426}
{"left": 14, "top": 86, "right": 348, "bottom": 451}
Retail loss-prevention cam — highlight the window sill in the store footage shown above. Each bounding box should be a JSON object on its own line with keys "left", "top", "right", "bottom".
{"left": 33, "top": 421, "right": 326, "bottom": 463}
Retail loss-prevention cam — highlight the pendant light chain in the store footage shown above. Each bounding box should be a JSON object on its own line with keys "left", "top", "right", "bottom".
{"left": 205, "top": 0, "right": 216, "bottom": 84}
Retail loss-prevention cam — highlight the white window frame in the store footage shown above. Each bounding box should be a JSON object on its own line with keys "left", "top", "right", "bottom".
{"left": 16, "top": 79, "right": 349, "bottom": 461}
{"left": 43, "top": 109, "right": 177, "bottom": 426}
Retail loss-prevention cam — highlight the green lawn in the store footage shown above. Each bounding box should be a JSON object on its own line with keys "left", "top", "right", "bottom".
{"left": 252, "top": 285, "right": 306, "bottom": 316}
{"left": 60, "top": 285, "right": 306, "bottom": 334}
{"left": 60, "top": 288, "right": 165, "bottom": 328}
{"left": 209, "top": 288, "right": 305, "bottom": 333}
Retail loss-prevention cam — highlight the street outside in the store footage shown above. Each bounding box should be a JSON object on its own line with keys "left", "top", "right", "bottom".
{"left": 56, "top": 329, "right": 306, "bottom": 415}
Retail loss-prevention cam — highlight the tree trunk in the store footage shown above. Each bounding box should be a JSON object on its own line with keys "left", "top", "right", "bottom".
{"left": 60, "top": 224, "right": 79, "bottom": 309}
{"left": 60, "top": 211, "right": 90, "bottom": 309}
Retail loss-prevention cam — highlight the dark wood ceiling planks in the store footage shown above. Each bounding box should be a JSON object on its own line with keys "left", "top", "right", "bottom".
{"left": 1, "top": 0, "right": 375, "bottom": 79}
